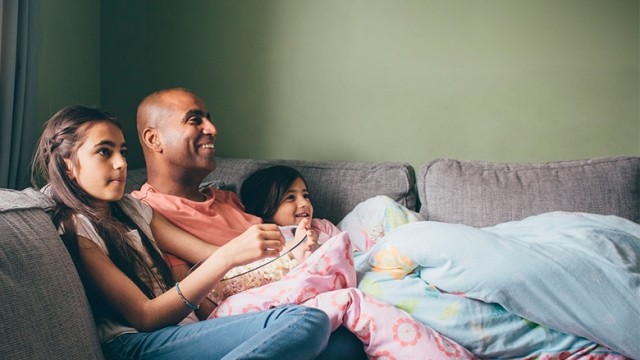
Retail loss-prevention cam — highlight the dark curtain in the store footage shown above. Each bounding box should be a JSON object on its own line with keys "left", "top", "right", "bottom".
{"left": 0, "top": 0, "right": 40, "bottom": 189}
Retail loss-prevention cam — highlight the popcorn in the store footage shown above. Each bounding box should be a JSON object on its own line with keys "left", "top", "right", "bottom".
{"left": 207, "top": 255, "right": 300, "bottom": 305}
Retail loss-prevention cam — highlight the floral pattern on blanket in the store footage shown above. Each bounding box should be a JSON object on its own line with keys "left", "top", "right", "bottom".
{"left": 337, "top": 195, "right": 424, "bottom": 252}
{"left": 209, "top": 233, "right": 475, "bottom": 359}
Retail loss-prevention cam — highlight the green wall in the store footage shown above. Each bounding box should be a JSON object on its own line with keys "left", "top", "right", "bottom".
{"left": 42, "top": 1, "right": 640, "bottom": 170}
{"left": 37, "top": 0, "right": 101, "bottom": 128}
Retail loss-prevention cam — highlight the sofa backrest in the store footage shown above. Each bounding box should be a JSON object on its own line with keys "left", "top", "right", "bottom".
{"left": 0, "top": 188, "right": 104, "bottom": 359}
{"left": 128, "top": 157, "right": 417, "bottom": 224}
{"left": 418, "top": 156, "right": 640, "bottom": 227}
{"left": 127, "top": 155, "right": 640, "bottom": 228}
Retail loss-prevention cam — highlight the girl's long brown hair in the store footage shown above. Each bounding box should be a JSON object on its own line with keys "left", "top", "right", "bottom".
{"left": 31, "top": 105, "right": 174, "bottom": 319}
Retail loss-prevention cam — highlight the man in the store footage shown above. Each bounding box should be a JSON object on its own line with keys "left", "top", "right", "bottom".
{"left": 134, "top": 87, "right": 269, "bottom": 277}
{"left": 133, "top": 87, "right": 367, "bottom": 360}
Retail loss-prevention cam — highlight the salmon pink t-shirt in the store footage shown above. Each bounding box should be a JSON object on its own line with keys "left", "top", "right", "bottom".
{"left": 132, "top": 183, "right": 262, "bottom": 266}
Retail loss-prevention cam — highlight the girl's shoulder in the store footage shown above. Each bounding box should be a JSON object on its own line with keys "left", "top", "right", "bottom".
{"left": 120, "top": 194, "right": 153, "bottom": 223}
{"left": 72, "top": 213, "right": 109, "bottom": 252}
{"left": 311, "top": 218, "right": 341, "bottom": 235}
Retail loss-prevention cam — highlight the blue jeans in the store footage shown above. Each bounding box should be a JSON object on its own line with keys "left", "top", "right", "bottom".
{"left": 318, "top": 325, "right": 367, "bottom": 360}
{"left": 104, "top": 305, "right": 331, "bottom": 359}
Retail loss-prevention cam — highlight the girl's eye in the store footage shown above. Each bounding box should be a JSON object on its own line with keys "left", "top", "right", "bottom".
{"left": 303, "top": 193, "right": 310, "bottom": 199}
{"left": 121, "top": 149, "right": 128, "bottom": 158}
{"left": 285, "top": 194, "right": 296, "bottom": 202}
{"left": 97, "top": 148, "right": 112, "bottom": 157}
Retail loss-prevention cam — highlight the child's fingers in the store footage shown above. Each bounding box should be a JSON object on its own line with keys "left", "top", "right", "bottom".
{"left": 297, "top": 217, "right": 310, "bottom": 231}
{"left": 294, "top": 220, "right": 310, "bottom": 242}
{"left": 307, "top": 229, "right": 318, "bottom": 243}
{"left": 304, "top": 231, "right": 319, "bottom": 251}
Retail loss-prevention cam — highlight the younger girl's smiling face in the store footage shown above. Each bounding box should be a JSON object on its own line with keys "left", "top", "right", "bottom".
{"left": 66, "top": 121, "right": 128, "bottom": 204}
{"left": 271, "top": 177, "right": 313, "bottom": 226}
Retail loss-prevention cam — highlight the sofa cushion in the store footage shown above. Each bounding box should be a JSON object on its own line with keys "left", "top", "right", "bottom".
{"left": 418, "top": 156, "right": 640, "bottom": 227}
{"left": 0, "top": 188, "right": 103, "bottom": 359}
{"left": 210, "top": 158, "right": 417, "bottom": 224}
{"left": 125, "top": 167, "right": 148, "bottom": 194}
{"left": 128, "top": 157, "right": 417, "bottom": 225}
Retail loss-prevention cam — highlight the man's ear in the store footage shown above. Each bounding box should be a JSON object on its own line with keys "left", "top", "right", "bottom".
{"left": 63, "top": 159, "right": 76, "bottom": 180}
{"left": 142, "top": 128, "right": 162, "bottom": 153}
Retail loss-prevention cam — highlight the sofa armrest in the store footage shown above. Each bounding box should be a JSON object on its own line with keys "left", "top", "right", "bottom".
{"left": 0, "top": 188, "right": 103, "bottom": 359}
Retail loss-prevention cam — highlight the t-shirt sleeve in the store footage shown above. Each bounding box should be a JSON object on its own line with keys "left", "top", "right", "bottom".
{"left": 312, "top": 218, "right": 342, "bottom": 244}
{"left": 137, "top": 199, "right": 153, "bottom": 224}
{"left": 124, "top": 194, "right": 187, "bottom": 268}
{"left": 74, "top": 214, "right": 109, "bottom": 253}
{"left": 74, "top": 197, "right": 157, "bottom": 257}
{"left": 123, "top": 194, "right": 153, "bottom": 224}
{"left": 229, "top": 190, "right": 247, "bottom": 211}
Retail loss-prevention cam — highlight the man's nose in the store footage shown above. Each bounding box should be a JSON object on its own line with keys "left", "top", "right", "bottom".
{"left": 202, "top": 119, "right": 217, "bottom": 135}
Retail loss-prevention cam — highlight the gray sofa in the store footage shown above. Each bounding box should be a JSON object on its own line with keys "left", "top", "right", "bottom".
{"left": 1, "top": 156, "right": 638, "bottom": 359}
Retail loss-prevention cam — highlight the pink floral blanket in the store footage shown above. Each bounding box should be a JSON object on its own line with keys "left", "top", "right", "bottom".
{"left": 208, "top": 232, "right": 474, "bottom": 359}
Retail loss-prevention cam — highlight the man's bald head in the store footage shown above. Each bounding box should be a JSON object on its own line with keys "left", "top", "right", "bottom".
{"left": 136, "top": 88, "right": 216, "bottom": 193}
{"left": 137, "top": 87, "right": 198, "bottom": 143}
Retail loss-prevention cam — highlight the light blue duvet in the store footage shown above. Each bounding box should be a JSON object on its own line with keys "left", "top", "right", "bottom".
{"left": 355, "top": 212, "right": 640, "bottom": 359}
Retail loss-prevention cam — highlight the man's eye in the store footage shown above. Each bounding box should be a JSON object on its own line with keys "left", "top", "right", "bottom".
{"left": 188, "top": 116, "right": 202, "bottom": 124}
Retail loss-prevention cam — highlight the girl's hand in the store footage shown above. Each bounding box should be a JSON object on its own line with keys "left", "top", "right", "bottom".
{"left": 291, "top": 218, "right": 319, "bottom": 262}
{"left": 218, "top": 224, "right": 285, "bottom": 267}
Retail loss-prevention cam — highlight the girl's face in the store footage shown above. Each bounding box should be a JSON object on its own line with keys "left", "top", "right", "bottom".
{"left": 66, "top": 121, "right": 128, "bottom": 204}
{"left": 271, "top": 177, "right": 313, "bottom": 226}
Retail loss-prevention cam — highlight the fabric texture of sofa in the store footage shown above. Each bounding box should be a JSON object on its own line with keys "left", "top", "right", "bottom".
{"left": 1, "top": 155, "right": 638, "bottom": 359}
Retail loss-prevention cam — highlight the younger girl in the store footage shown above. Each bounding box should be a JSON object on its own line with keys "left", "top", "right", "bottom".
{"left": 31, "top": 105, "right": 331, "bottom": 360}
{"left": 240, "top": 165, "right": 341, "bottom": 253}
{"left": 204, "top": 165, "right": 331, "bottom": 304}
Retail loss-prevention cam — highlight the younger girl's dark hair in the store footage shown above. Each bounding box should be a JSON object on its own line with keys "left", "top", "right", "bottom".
{"left": 31, "top": 105, "right": 174, "bottom": 316}
{"left": 240, "top": 165, "right": 308, "bottom": 222}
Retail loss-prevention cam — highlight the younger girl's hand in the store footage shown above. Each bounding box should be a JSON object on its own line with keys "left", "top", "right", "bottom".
{"left": 291, "top": 218, "right": 319, "bottom": 262}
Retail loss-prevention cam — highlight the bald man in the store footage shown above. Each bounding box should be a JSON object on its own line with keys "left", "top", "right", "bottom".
{"left": 134, "top": 88, "right": 266, "bottom": 276}
{"left": 133, "top": 88, "right": 367, "bottom": 360}
{"left": 137, "top": 87, "right": 219, "bottom": 201}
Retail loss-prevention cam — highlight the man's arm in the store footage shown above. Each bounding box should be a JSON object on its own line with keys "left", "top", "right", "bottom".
{"left": 150, "top": 211, "right": 220, "bottom": 264}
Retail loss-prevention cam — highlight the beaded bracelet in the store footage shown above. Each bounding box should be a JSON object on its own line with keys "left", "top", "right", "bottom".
{"left": 175, "top": 282, "right": 199, "bottom": 310}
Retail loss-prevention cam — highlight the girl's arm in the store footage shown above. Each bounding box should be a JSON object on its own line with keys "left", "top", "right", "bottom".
{"left": 77, "top": 235, "right": 199, "bottom": 330}
{"left": 77, "top": 221, "right": 285, "bottom": 331}
{"left": 151, "top": 211, "right": 288, "bottom": 266}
